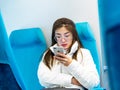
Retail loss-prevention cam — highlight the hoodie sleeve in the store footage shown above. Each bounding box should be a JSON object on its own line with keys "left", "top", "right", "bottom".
{"left": 37, "top": 54, "right": 73, "bottom": 88}
{"left": 66, "top": 49, "right": 100, "bottom": 89}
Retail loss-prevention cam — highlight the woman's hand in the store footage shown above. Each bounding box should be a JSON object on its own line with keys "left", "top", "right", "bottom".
{"left": 54, "top": 52, "right": 72, "bottom": 66}
{"left": 71, "top": 77, "right": 81, "bottom": 86}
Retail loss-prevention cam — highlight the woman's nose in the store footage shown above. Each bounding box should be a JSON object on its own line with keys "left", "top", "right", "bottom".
{"left": 61, "top": 38, "right": 66, "bottom": 42}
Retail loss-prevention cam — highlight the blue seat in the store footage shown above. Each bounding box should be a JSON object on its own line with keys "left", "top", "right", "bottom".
{"left": 9, "top": 28, "right": 47, "bottom": 90}
{"left": 105, "top": 25, "right": 120, "bottom": 90}
{"left": 0, "top": 12, "right": 21, "bottom": 89}
{"left": 0, "top": 12, "right": 14, "bottom": 64}
{"left": 75, "top": 22, "right": 105, "bottom": 90}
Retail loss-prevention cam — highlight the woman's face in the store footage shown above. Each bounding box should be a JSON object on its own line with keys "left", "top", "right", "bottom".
{"left": 55, "top": 27, "right": 73, "bottom": 50}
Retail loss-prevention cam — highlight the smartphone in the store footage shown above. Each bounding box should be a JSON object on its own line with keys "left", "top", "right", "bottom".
{"left": 53, "top": 46, "right": 65, "bottom": 55}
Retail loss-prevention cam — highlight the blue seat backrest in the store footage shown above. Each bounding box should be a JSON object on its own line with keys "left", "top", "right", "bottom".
{"left": 9, "top": 28, "right": 47, "bottom": 90}
{"left": 0, "top": 12, "right": 21, "bottom": 89}
{"left": 75, "top": 22, "right": 100, "bottom": 75}
{"left": 75, "top": 22, "right": 105, "bottom": 90}
{"left": 0, "top": 12, "right": 12, "bottom": 64}
{"left": 105, "top": 25, "right": 120, "bottom": 90}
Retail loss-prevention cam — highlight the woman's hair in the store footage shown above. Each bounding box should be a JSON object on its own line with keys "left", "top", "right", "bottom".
{"left": 43, "top": 18, "right": 83, "bottom": 69}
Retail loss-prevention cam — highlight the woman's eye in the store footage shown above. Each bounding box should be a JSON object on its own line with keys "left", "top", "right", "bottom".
{"left": 56, "top": 36, "right": 61, "bottom": 38}
{"left": 65, "top": 35, "right": 70, "bottom": 37}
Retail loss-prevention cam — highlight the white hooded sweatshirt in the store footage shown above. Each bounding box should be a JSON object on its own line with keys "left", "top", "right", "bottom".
{"left": 37, "top": 41, "right": 100, "bottom": 90}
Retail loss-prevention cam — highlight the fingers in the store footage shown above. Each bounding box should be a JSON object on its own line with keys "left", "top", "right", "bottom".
{"left": 56, "top": 52, "right": 66, "bottom": 57}
{"left": 54, "top": 53, "right": 66, "bottom": 60}
{"left": 54, "top": 54, "right": 68, "bottom": 64}
{"left": 55, "top": 55, "right": 67, "bottom": 62}
{"left": 54, "top": 53, "right": 72, "bottom": 66}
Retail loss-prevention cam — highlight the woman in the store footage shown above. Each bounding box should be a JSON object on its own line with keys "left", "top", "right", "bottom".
{"left": 37, "top": 18, "right": 100, "bottom": 90}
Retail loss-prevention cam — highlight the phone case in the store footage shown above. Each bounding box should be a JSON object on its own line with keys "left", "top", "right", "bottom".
{"left": 53, "top": 47, "right": 65, "bottom": 55}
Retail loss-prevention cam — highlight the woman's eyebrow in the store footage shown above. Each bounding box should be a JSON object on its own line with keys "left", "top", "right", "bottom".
{"left": 55, "top": 33, "right": 61, "bottom": 35}
{"left": 64, "top": 32, "right": 70, "bottom": 35}
{"left": 55, "top": 32, "right": 70, "bottom": 35}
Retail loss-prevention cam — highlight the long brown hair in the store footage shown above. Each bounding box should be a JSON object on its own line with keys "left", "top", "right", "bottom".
{"left": 43, "top": 18, "right": 83, "bottom": 69}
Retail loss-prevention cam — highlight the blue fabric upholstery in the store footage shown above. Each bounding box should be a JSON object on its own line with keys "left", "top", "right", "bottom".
{"left": 0, "top": 12, "right": 21, "bottom": 89}
{"left": 75, "top": 22, "right": 104, "bottom": 90}
{"left": 0, "top": 11, "right": 47, "bottom": 89}
{"left": 9, "top": 28, "right": 47, "bottom": 90}
{"left": 98, "top": 1, "right": 120, "bottom": 89}
{"left": 75, "top": 22, "right": 100, "bottom": 74}
{"left": 105, "top": 25, "right": 120, "bottom": 90}
{"left": 0, "top": 12, "right": 13, "bottom": 64}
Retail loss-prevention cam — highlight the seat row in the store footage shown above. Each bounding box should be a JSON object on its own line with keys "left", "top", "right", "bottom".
{"left": 0, "top": 12, "right": 104, "bottom": 90}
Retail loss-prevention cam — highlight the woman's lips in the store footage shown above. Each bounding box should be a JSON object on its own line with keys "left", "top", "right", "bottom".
{"left": 61, "top": 44, "right": 67, "bottom": 47}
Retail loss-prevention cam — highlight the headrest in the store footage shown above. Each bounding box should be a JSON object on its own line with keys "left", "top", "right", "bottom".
{"left": 75, "top": 22, "right": 95, "bottom": 41}
{"left": 9, "top": 28, "right": 45, "bottom": 47}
